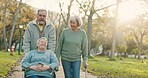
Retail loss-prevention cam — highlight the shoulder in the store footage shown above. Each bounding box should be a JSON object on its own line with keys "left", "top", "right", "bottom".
{"left": 46, "top": 22, "right": 54, "bottom": 27}
{"left": 29, "top": 50, "right": 37, "bottom": 54}
{"left": 26, "top": 20, "right": 36, "bottom": 29}
{"left": 25, "top": 50, "right": 36, "bottom": 56}
{"left": 45, "top": 22, "right": 55, "bottom": 32}
{"left": 79, "top": 28, "right": 86, "bottom": 34}
{"left": 59, "top": 28, "right": 69, "bottom": 35}
{"left": 45, "top": 50, "right": 55, "bottom": 55}
{"left": 63, "top": 28, "right": 70, "bottom": 32}
{"left": 27, "top": 20, "right": 36, "bottom": 26}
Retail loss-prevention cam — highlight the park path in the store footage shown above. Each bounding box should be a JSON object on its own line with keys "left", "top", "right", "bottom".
{"left": 8, "top": 61, "right": 97, "bottom": 78}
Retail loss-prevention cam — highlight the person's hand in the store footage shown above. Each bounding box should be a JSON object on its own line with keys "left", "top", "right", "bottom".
{"left": 84, "top": 62, "right": 88, "bottom": 68}
{"left": 38, "top": 65, "right": 50, "bottom": 71}
{"left": 29, "top": 66, "right": 39, "bottom": 71}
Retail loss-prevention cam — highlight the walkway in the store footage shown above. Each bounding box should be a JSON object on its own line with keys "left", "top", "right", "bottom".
{"left": 8, "top": 62, "right": 97, "bottom": 78}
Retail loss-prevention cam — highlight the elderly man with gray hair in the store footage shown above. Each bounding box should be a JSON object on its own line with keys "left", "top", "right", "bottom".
{"left": 23, "top": 9, "right": 56, "bottom": 53}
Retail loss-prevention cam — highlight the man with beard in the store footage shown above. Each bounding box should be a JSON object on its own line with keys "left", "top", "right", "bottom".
{"left": 23, "top": 9, "right": 56, "bottom": 53}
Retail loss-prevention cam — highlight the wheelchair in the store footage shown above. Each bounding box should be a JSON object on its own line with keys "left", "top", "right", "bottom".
{"left": 22, "top": 67, "right": 58, "bottom": 78}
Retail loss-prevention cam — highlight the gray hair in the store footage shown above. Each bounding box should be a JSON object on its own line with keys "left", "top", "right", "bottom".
{"left": 69, "top": 15, "right": 83, "bottom": 27}
{"left": 37, "top": 9, "right": 47, "bottom": 15}
{"left": 37, "top": 37, "right": 48, "bottom": 44}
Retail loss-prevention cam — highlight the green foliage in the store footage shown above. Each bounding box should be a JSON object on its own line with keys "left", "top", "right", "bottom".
{"left": 0, "top": 51, "right": 21, "bottom": 77}
{"left": 87, "top": 56, "right": 148, "bottom": 78}
{"left": 132, "top": 48, "right": 138, "bottom": 54}
{"left": 116, "top": 44, "right": 127, "bottom": 53}
{"left": 126, "top": 39, "right": 137, "bottom": 54}
{"left": 0, "top": 0, "right": 36, "bottom": 50}
{"left": 90, "top": 17, "right": 113, "bottom": 51}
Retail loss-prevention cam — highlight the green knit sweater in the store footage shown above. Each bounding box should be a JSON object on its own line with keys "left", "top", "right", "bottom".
{"left": 56, "top": 28, "right": 88, "bottom": 64}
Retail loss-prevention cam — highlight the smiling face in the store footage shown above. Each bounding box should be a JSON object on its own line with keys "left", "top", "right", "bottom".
{"left": 37, "top": 38, "right": 48, "bottom": 51}
{"left": 37, "top": 10, "right": 47, "bottom": 25}
{"left": 69, "top": 15, "right": 82, "bottom": 31}
{"left": 70, "top": 19, "right": 78, "bottom": 31}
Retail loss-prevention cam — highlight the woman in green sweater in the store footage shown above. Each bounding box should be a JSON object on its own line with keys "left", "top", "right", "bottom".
{"left": 56, "top": 15, "right": 88, "bottom": 78}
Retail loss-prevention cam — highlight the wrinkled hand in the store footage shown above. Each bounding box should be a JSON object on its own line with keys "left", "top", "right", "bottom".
{"left": 38, "top": 65, "right": 50, "bottom": 71}
{"left": 84, "top": 62, "right": 88, "bottom": 68}
{"left": 29, "top": 66, "right": 40, "bottom": 71}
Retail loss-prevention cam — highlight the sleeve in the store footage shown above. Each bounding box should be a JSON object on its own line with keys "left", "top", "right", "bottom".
{"left": 49, "top": 51, "right": 59, "bottom": 70}
{"left": 22, "top": 24, "right": 31, "bottom": 53}
{"left": 21, "top": 52, "right": 33, "bottom": 69}
{"left": 56, "top": 31, "right": 64, "bottom": 61}
{"left": 81, "top": 31, "right": 88, "bottom": 65}
{"left": 47, "top": 24, "right": 56, "bottom": 52}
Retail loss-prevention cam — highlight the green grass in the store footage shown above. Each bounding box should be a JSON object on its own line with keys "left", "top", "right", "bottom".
{"left": 87, "top": 56, "right": 148, "bottom": 78}
{"left": 0, "top": 51, "right": 22, "bottom": 77}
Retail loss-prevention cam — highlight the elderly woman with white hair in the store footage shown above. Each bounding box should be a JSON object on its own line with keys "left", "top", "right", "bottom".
{"left": 56, "top": 15, "right": 88, "bottom": 78}
{"left": 21, "top": 37, "right": 58, "bottom": 78}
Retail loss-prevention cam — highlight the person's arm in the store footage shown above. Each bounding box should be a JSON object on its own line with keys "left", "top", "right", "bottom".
{"left": 82, "top": 31, "right": 88, "bottom": 68}
{"left": 49, "top": 51, "right": 59, "bottom": 70}
{"left": 21, "top": 52, "right": 33, "bottom": 69}
{"left": 56, "top": 31, "right": 64, "bottom": 61}
{"left": 22, "top": 24, "right": 31, "bottom": 53}
{"left": 47, "top": 23, "right": 56, "bottom": 52}
{"left": 21, "top": 51, "right": 40, "bottom": 71}
{"left": 40, "top": 51, "right": 59, "bottom": 71}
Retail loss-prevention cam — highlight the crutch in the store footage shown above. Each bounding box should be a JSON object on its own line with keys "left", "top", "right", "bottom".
{"left": 85, "top": 67, "right": 87, "bottom": 78}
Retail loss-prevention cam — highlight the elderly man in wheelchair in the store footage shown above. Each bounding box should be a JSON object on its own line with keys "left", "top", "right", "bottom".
{"left": 21, "top": 37, "right": 59, "bottom": 78}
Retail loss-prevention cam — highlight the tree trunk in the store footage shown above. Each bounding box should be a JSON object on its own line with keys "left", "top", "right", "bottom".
{"left": 87, "top": 0, "right": 96, "bottom": 56}
{"left": 87, "top": 15, "right": 92, "bottom": 56}
{"left": 110, "top": 0, "right": 119, "bottom": 60}
{"left": 3, "top": 0, "right": 9, "bottom": 51}
{"left": 8, "top": 0, "right": 22, "bottom": 49}
{"left": 138, "top": 33, "right": 143, "bottom": 59}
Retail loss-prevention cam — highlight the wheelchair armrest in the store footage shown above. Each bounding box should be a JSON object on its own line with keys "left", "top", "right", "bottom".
{"left": 54, "top": 67, "right": 58, "bottom": 71}
{"left": 22, "top": 67, "right": 26, "bottom": 71}
{"left": 48, "top": 67, "right": 58, "bottom": 73}
{"left": 22, "top": 68, "right": 25, "bottom": 71}
{"left": 22, "top": 67, "right": 29, "bottom": 71}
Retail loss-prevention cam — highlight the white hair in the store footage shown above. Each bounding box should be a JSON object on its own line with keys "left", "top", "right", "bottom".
{"left": 37, "top": 37, "right": 48, "bottom": 44}
{"left": 69, "top": 15, "right": 83, "bottom": 27}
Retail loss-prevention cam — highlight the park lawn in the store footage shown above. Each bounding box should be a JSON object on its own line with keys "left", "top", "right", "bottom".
{"left": 87, "top": 56, "right": 148, "bottom": 78}
{"left": 0, "top": 51, "right": 22, "bottom": 77}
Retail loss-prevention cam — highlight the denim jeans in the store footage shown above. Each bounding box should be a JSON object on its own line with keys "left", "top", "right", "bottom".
{"left": 26, "top": 75, "right": 50, "bottom": 78}
{"left": 62, "top": 60, "right": 81, "bottom": 78}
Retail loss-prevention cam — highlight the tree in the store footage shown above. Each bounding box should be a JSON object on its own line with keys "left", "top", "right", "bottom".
{"left": 76, "top": 0, "right": 97, "bottom": 55}
{"left": 116, "top": 44, "right": 127, "bottom": 59}
{"left": 57, "top": 0, "right": 74, "bottom": 39}
{"left": 2, "top": 0, "right": 9, "bottom": 51}
{"left": 110, "top": 0, "right": 119, "bottom": 60}
{"left": 8, "top": 0, "right": 22, "bottom": 49}
{"left": 76, "top": 0, "right": 126, "bottom": 56}
{"left": 132, "top": 15, "right": 148, "bottom": 59}
{"left": 0, "top": 0, "right": 36, "bottom": 50}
